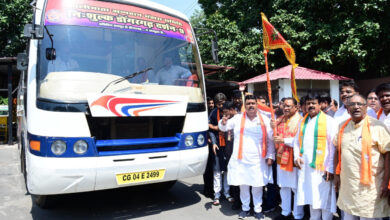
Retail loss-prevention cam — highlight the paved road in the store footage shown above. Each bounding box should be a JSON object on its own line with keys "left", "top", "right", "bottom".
{"left": 0, "top": 144, "right": 337, "bottom": 220}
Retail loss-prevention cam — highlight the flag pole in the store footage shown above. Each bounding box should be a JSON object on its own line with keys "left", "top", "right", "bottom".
{"left": 264, "top": 49, "right": 277, "bottom": 135}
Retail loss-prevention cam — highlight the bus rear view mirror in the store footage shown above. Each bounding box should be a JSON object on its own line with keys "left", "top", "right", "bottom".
{"left": 23, "top": 24, "right": 44, "bottom": 39}
{"left": 46, "top": 48, "right": 56, "bottom": 60}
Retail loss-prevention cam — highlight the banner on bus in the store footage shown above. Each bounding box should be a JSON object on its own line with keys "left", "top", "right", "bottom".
{"left": 44, "top": 0, "right": 194, "bottom": 43}
{"left": 88, "top": 94, "right": 188, "bottom": 117}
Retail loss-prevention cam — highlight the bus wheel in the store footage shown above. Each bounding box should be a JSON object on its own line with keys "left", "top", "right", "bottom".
{"left": 20, "top": 144, "right": 27, "bottom": 190}
{"left": 32, "top": 194, "right": 55, "bottom": 209}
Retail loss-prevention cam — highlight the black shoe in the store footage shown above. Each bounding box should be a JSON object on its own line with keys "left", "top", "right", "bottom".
{"left": 254, "top": 212, "right": 265, "bottom": 220}
{"left": 262, "top": 206, "right": 276, "bottom": 213}
{"left": 238, "top": 210, "right": 250, "bottom": 219}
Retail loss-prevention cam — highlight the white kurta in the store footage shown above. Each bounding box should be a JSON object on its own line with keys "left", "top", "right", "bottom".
{"left": 378, "top": 111, "right": 390, "bottom": 131}
{"left": 293, "top": 113, "right": 337, "bottom": 213}
{"left": 219, "top": 113, "right": 275, "bottom": 187}
{"left": 277, "top": 137, "right": 298, "bottom": 189}
{"left": 334, "top": 105, "right": 377, "bottom": 125}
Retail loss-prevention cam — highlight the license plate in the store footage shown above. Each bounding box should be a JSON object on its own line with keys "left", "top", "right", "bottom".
{"left": 116, "top": 169, "right": 165, "bottom": 185}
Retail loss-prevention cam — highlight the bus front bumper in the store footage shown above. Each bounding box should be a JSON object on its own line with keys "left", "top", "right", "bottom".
{"left": 26, "top": 146, "right": 208, "bottom": 195}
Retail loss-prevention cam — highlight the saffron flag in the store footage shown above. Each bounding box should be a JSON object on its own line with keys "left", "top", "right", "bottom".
{"left": 261, "top": 12, "right": 299, "bottom": 102}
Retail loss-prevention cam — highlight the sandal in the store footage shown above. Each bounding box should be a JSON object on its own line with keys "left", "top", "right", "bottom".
{"left": 213, "top": 198, "right": 220, "bottom": 206}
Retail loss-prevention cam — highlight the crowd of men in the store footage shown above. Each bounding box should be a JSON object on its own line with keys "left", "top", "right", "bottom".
{"left": 205, "top": 81, "right": 390, "bottom": 220}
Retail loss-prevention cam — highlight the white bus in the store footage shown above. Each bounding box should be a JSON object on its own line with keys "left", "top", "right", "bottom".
{"left": 17, "top": 0, "right": 209, "bottom": 208}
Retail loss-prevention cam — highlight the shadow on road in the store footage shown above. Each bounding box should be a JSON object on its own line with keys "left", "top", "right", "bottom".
{"left": 30, "top": 181, "right": 202, "bottom": 220}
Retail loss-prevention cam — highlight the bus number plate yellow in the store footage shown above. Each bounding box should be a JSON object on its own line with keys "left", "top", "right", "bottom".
{"left": 116, "top": 169, "right": 165, "bottom": 185}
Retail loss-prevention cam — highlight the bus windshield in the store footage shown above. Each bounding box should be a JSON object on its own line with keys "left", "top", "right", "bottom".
{"left": 38, "top": 0, "right": 204, "bottom": 103}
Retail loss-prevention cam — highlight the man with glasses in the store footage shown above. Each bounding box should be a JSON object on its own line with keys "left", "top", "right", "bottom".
{"left": 333, "top": 94, "right": 390, "bottom": 219}
{"left": 367, "top": 89, "right": 381, "bottom": 113}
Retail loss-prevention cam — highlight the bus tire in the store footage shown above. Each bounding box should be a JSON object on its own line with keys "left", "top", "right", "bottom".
{"left": 32, "top": 194, "right": 55, "bottom": 209}
{"left": 20, "top": 140, "right": 28, "bottom": 191}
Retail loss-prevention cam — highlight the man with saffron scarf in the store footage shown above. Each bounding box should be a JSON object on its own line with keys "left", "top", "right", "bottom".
{"left": 333, "top": 94, "right": 390, "bottom": 219}
{"left": 219, "top": 95, "right": 275, "bottom": 220}
{"left": 209, "top": 93, "right": 231, "bottom": 205}
{"left": 375, "top": 83, "right": 390, "bottom": 130}
{"left": 271, "top": 98, "right": 304, "bottom": 220}
{"left": 293, "top": 94, "right": 337, "bottom": 220}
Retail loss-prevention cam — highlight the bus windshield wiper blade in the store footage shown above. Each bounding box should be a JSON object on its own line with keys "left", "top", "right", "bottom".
{"left": 101, "top": 67, "right": 152, "bottom": 93}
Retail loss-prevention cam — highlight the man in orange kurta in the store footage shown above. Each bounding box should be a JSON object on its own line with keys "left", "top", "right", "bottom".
{"left": 271, "top": 98, "right": 304, "bottom": 220}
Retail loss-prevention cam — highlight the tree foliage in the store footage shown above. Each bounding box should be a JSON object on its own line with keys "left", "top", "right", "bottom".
{"left": 191, "top": 10, "right": 269, "bottom": 81}
{"left": 0, "top": 0, "right": 32, "bottom": 57}
{"left": 197, "top": 0, "right": 390, "bottom": 80}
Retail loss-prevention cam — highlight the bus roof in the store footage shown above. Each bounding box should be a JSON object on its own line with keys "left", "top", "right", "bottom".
{"left": 111, "top": 0, "right": 190, "bottom": 22}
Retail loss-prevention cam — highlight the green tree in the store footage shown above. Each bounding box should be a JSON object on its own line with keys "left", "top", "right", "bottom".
{"left": 191, "top": 10, "right": 276, "bottom": 81}
{"left": 0, "top": 0, "right": 32, "bottom": 57}
{"left": 198, "top": 0, "right": 390, "bottom": 79}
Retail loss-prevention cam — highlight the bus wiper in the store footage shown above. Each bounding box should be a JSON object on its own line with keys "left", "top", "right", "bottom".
{"left": 101, "top": 67, "right": 152, "bottom": 93}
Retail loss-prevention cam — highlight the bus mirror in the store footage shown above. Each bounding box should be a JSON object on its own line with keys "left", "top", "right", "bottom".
{"left": 46, "top": 48, "right": 56, "bottom": 60}
{"left": 23, "top": 24, "right": 44, "bottom": 39}
{"left": 211, "top": 39, "right": 219, "bottom": 64}
{"left": 17, "top": 53, "right": 28, "bottom": 71}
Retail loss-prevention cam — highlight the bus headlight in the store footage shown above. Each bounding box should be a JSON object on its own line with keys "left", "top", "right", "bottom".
{"left": 73, "top": 140, "right": 88, "bottom": 155}
{"left": 197, "top": 134, "right": 205, "bottom": 146}
{"left": 184, "top": 135, "right": 194, "bottom": 147}
{"left": 51, "top": 140, "right": 66, "bottom": 156}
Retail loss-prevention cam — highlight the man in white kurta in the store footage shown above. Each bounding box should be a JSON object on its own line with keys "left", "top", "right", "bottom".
{"left": 219, "top": 95, "right": 275, "bottom": 219}
{"left": 293, "top": 96, "right": 337, "bottom": 220}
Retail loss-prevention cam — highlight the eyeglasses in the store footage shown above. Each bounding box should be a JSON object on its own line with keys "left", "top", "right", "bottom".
{"left": 367, "top": 97, "right": 378, "bottom": 100}
{"left": 347, "top": 102, "right": 366, "bottom": 107}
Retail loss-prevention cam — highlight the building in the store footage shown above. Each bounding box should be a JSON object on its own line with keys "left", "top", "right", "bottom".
{"left": 241, "top": 65, "right": 351, "bottom": 104}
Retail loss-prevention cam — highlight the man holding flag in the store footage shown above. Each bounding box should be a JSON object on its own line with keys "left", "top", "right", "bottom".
{"left": 271, "top": 98, "right": 304, "bottom": 220}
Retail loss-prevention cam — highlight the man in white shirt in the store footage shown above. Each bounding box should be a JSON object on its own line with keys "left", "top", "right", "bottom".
{"left": 293, "top": 94, "right": 337, "bottom": 220}
{"left": 376, "top": 83, "right": 390, "bottom": 130}
{"left": 219, "top": 95, "right": 275, "bottom": 220}
{"left": 334, "top": 80, "right": 376, "bottom": 125}
{"left": 156, "top": 56, "right": 191, "bottom": 85}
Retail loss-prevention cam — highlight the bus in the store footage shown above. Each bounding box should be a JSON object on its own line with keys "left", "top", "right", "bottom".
{"left": 16, "top": 0, "right": 209, "bottom": 208}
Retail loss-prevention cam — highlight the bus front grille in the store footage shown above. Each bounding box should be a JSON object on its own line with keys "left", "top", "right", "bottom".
{"left": 86, "top": 116, "right": 185, "bottom": 140}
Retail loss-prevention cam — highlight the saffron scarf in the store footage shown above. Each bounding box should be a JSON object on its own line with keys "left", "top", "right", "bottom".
{"left": 336, "top": 117, "right": 372, "bottom": 185}
{"left": 238, "top": 111, "right": 267, "bottom": 160}
{"left": 217, "top": 110, "right": 226, "bottom": 147}
{"left": 276, "top": 112, "right": 302, "bottom": 172}
{"left": 377, "top": 108, "right": 383, "bottom": 119}
{"left": 298, "top": 111, "right": 327, "bottom": 171}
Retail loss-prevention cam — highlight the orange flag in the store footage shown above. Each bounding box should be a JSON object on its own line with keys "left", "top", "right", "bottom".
{"left": 261, "top": 12, "right": 299, "bottom": 102}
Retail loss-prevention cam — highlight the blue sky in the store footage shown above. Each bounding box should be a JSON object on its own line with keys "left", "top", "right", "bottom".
{"left": 148, "top": 0, "right": 201, "bottom": 18}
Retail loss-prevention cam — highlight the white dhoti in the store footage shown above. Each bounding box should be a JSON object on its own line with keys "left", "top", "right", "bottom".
{"left": 293, "top": 114, "right": 338, "bottom": 215}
